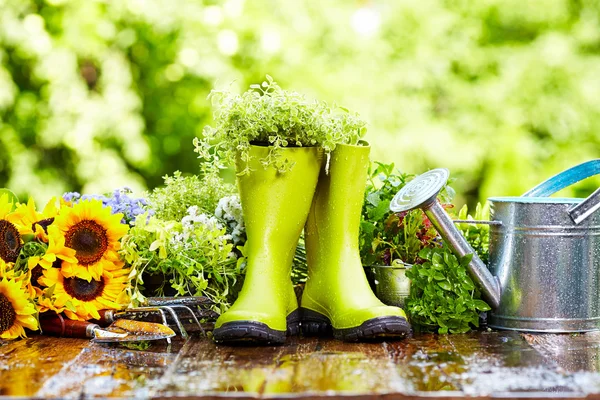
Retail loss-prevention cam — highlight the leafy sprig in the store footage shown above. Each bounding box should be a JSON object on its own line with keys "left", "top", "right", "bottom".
{"left": 195, "top": 75, "right": 367, "bottom": 175}
{"left": 148, "top": 171, "right": 235, "bottom": 222}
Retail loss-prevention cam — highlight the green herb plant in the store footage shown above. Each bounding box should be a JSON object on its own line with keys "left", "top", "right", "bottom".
{"left": 194, "top": 75, "right": 367, "bottom": 175}
{"left": 405, "top": 247, "right": 491, "bottom": 334}
{"left": 148, "top": 171, "right": 235, "bottom": 222}
{"left": 122, "top": 213, "right": 243, "bottom": 312}
{"left": 359, "top": 162, "right": 454, "bottom": 266}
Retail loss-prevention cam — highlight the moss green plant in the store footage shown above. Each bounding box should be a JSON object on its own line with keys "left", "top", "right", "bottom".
{"left": 195, "top": 75, "right": 367, "bottom": 175}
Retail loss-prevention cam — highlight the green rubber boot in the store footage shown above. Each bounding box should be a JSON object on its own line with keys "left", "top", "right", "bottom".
{"left": 300, "top": 142, "right": 411, "bottom": 341}
{"left": 213, "top": 145, "right": 323, "bottom": 345}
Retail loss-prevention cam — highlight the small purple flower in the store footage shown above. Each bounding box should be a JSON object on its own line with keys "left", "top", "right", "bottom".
{"left": 63, "top": 188, "right": 154, "bottom": 226}
{"left": 62, "top": 192, "right": 81, "bottom": 202}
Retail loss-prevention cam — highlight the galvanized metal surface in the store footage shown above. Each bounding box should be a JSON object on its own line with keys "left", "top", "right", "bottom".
{"left": 487, "top": 198, "right": 600, "bottom": 332}
{"left": 3, "top": 332, "right": 600, "bottom": 399}
{"left": 368, "top": 265, "right": 411, "bottom": 308}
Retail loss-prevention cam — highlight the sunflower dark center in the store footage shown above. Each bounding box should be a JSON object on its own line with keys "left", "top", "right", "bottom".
{"left": 0, "top": 293, "right": 16, "bottom": 333}
{"left": 32, "top": 218, "right": 55, "bottom": 234}
{"left": 31, "top": 265, "right": 44, "bottom": 287}
{"left": 0, "top": 220, "right": 21, "bottom": 263}
{"left": 63, "top": 277, "right": 105, "bottom": 301}
{"left": 65, "top": 220, "right": 108, "bottom": 266}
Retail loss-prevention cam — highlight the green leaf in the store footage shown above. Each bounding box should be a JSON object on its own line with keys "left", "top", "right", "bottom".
{"left": 368, "top": 199, "right": 391, "bottom": 221}
{"left": 473, "top": 299, "right": 491, "bottom": 311}
{"left": 64, "top": 300, "right": 77, "bottom": 313}
{"left": 366, "top": 192, "right": 380, "bottom": 207}
{"left": 438, "top": 281, "right": 452, "bottom": 291}
{"left": 433, "top": 272, "right": 446, "bottom": 281}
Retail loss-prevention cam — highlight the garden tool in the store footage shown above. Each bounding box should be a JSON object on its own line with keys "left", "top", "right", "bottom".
{"left": 300, "top": 142, "right": 411, "bottom": 341}
{"left": 213, "top": 145, "right": 323, "bottom": 344}
{"left": 95, "top": 296, "right": 216, "bottom": 338}
{"left": 40, "top": 313, "right": 176, "bottom": 343}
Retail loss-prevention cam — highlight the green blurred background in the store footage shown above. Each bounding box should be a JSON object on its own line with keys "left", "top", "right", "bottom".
{"left": 1, "top": 0, "right": 600, "bottom": 207}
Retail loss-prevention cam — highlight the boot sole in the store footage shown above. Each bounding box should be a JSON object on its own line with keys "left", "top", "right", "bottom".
{"left": 213, "top": 310, "right": 301, "bottom": 345}
{"left": 301, "top": 308, "right": 411, "bottom": 342}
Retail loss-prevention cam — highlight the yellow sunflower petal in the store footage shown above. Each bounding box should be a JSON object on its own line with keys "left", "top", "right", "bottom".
{"left": 0, "top": 277, "right": 38, "bottom": 339}
{"left": 1, "top": 324, "right": 25, "bottom": 339}
{"left": 0, "top": 194, "right": 14, "bottom": 219}
{"left": 16, "top": 314, "right": 38, "bottom": 330}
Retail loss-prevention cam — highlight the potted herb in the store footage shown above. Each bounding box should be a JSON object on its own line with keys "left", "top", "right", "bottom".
{"left": 359, "top": 162, "right": 451, "bottom": 307}
{"left": 405, "top": 247, "right": 491, "bottom": 334}
{"left": 121, "top": 172, "right": 243, "bottom": 311}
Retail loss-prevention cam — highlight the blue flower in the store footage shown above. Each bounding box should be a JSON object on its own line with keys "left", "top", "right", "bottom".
{"left": 63, "top": 188, "right": 153, "bottom": 226}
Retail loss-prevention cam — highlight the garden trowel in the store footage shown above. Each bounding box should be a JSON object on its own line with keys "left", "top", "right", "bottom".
{"left": 40, "top": 313, "right": 176, "bottom": 343}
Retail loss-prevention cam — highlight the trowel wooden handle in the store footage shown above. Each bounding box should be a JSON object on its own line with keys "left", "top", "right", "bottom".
{"left": 40, "top": 314, "right": 97, "bottom": 338}
{"left": 93, "top": 309, "right": 116, "bottom": 327}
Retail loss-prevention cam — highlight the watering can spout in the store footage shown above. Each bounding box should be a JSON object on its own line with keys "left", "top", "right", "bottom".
{"left": 424, "top": 202, "right": 502, "bottom": 309}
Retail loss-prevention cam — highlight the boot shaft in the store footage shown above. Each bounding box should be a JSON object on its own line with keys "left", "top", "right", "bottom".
{"left": 237, "top": 145, "right": 323, "bottom": 277}
{"left": 305, "top": 142, "right": 370, "bottom": 257}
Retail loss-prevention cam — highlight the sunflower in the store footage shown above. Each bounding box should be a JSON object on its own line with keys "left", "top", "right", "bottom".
{"left": 11, "top": 197, "right": 61, "bottom": 242}
{"left": 54, "top": 200, "right": 128, "bottom": 281}
{"left": 39, "top": 267, "right": 129, "bottom": 321}
{"left": 0, "top": 259, "right": 36, "bottom": 300}
{"left": 0, "top": 276, "right": 39, "bottom": 339}
{"left": 0, "top": 194, "right": 23, "bottom": 264}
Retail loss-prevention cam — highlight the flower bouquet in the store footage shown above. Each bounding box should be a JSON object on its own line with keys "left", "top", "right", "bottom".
{"left": 0, "top": 190, "right": 136, "bottom": 339}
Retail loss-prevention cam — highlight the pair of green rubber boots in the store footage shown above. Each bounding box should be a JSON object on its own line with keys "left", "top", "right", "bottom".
{"left": 213, "top": 142, "right": 410, "bottom": 344}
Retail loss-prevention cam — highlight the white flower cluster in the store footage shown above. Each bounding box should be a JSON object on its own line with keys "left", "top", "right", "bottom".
{"left": 215, "top": 195, "right": 246, "bottom": 245}
{"left": 182, "top": 205, "right": 223, "bottom": 232}
{"left": 171, "top": 205, "right": 229, "bottom": 251}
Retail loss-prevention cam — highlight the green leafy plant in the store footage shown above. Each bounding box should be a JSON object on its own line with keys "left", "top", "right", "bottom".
{"left": 148, "top": 171, "right": 235, "bottom": 222}
{"left": 122, "top": 212, "right": 243, "bottom": 312}
{"left": 195, "top": 75, "right": 367, "bottom": 175}
{"left": 405, "top": 247, "right": 491, "bottom": 334}
{"left": 359, "top": 162, "right": 454, "bottom": 266}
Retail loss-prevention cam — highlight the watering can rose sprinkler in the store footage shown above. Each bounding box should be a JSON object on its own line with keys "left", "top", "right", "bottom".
{"left": 391, "top": 161, "right": 600, "bottom": 333}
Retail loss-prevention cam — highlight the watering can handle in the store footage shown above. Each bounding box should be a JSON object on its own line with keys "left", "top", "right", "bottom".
{"left": 522, "top": 159, "right": 600, "bottom": 225}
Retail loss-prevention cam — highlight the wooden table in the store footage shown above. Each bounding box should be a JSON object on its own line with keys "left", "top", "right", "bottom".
{"left": 2, "top": 331, "right": 600, "bottom": 399}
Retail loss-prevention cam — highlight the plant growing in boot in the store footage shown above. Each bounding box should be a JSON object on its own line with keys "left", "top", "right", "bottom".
{"left": 194, "top": 75, "right": 367, "bottom": 175}
{"left": 204, "top": 76, "right": 370, "bottom": 344}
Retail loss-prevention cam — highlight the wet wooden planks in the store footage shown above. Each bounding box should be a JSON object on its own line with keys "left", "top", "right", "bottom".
{"left": 2, "top": 332, "right": 600, "bottom": 398}
{"left": 0, "top": 336, "right": 88, "bottom": 397}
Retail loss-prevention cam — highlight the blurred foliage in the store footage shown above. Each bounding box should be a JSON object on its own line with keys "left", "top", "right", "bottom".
{"left": 1, "top": 0, "right": 600, "bottom": 205}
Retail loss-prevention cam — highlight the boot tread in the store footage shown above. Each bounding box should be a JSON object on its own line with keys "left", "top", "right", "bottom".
{"left": 213, "top": 310, "right": 301, "bottom": 345}
{"left": 300, "top": 308, "right": 411, "bottom": 342}
{"left": 213, "top": 321, "right": 286, "bottom": 345}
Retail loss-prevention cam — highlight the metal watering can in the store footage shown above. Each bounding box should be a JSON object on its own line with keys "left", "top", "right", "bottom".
{"left": 390, "top": 160, "right": 600, "bottom": 332}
